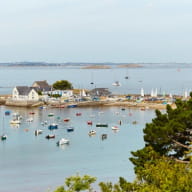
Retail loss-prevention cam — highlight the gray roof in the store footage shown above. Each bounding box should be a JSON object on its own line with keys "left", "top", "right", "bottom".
{"left": 32, "top": 80, "right": 52, "bottom": 91}
{"left": 89, "top": 88, "right": 111, "bottom": 97}
{"left": 16, "top": 86, "right": 39, "bottom": 96}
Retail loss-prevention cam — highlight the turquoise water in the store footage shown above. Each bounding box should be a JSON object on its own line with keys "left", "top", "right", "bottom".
{"left": 0, "top": 105, "right": 156, "bottom": 192}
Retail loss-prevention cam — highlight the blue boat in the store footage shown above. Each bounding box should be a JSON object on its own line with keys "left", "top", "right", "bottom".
{"left": 67, "top": 104, "right": 77, "bottom": 108}
{"left": 67, "top": 127, "right": 74, "bottom": 132}
{"left": 5, "top": 111, "right": 11, "bottom": 116}
{"left": 48, "top": 124, "right": 58, "bottom": 130}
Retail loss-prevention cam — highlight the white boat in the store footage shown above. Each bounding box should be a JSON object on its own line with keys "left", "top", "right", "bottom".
{"left": 57, "top": 138, "right": 70, "bottom": 145}
{"left": 35, "top": 129, "right": 43, "bottom": 136}
{"left": 112, "top": 81, "right": 121, "bottom": 86}
{"left": 88, "top": 130, "right": 96, "bottom": 136}
{"left": 26, "top": 118, "right": 33, "bottom": 122}
{"left": 111, "top": 126, "right": 119, "bottom": 130}
{"left": 10, "top": 119, "right": 21, "bottom": 124}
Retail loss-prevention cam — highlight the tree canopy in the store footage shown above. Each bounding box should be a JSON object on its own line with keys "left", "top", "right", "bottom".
{"left": 54, "top": 174, "right": 96, "bottom": 192}
{"left": 130, "top": 97, "right": 192, "bottom": 173}
{"left": 53, "top": 80, "right": 73, "bottom": 90}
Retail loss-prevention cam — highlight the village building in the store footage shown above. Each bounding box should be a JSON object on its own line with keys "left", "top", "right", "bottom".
{"left": 32, "top": 80, "right": 52, "bottom": 93}
{"left": 89, "top": 88, "right": 111, "bottom": 97}
{"left": 12, "top": 86, "right": 40, "bottom": 101}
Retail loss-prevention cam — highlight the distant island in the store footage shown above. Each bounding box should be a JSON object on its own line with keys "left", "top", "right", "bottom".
{"left": 0, "top": 62, "right": 192, "bottom": 69}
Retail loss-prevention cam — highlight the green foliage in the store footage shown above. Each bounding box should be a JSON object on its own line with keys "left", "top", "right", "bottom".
{"left": 50, "top": 94, "right": 61, "bottom": 98}
{"left": 53, "top": 80, "right": 73, "bottom": 90}
{"left": 135, "top": 157, "right": 192, "bottom": 192}
{"left": 37, "top": 90, "right": 42, "bottom": 95}
{"left": 130, "top": 98, "right": 192, "bottom": 170}
{"left": 53, "top": 174, "right": 96, "bottom": 192}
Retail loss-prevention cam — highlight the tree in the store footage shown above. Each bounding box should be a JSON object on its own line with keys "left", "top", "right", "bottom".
{"left": 130, "top": 97, "right": 192, "bottom": 171}
{"left": 53, "top": 80, "right": 73, "bottom": 90}
{"left": 54, "top": 174, "right": 96, "bottom": 192}
{"left": 99, "top": 157, "right": 192, "bottom": 192}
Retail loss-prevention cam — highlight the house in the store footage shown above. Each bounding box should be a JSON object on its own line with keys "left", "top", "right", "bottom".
{"left": 49, "top": 90, "right": 73, "bottom": 97}
{"left": 32, "top": 80, "right": 52, "bottom": 93}
{"left": 89, "top": 88, "right": 111, "bottom": 97}
{"left": 12, "top": 86, "right": 39, "bottom": 101}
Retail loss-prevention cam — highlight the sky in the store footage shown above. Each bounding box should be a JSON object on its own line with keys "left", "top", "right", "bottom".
{"left": 0, "top": 0, "right": 192, "bottom": 63}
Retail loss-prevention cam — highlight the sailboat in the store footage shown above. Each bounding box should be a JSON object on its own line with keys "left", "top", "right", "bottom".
{"left": 112, "top": 81, "right": 121, "bottom": 86}
{"left": 1, "top": 116, "right": 7, "bottom": 141}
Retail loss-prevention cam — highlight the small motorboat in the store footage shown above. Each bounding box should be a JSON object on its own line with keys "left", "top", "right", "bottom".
{"left": 57, "top": 138, "right": 70, "bottom": 145}
{"left": 41, "top": 121, "right": 48, "bottom": 126}
{"left": 26, "top": 118, "right": 33, "bottom": 122}
{"left": 48, "top": 123, "right": 58, "bottom": 130}
{"left": 29, "top": 112, "right": 35, "bottom": 115}
{"left": 10, "top": 119, "right": 21, "bottom": 124}
{"left": 35, "top": 129, "right": 43, "bottom": 136}
{"left": 45, "top": 134, "right": 55, "bottom": 139}
{"left": 87, "top": 121, "right": 93, "bottom": 125}
{"left": 101, "top": 134, "right": 107, "bottom": 140}
{"left": 1, "top": 134, "right": 7, "bottom": 141}
{"left": 64, "top": 118, "right": 70, "bottom": 122}
{"left": 76, "top": 112, "right": 82, "bottom": 116}
{"left": 132, "top": 121, "right": 138, "bottom": 124}
{"left": 112, "top": 81, "right": 121, "bottom": 87}
{"left": 48, "top": 113, "right": 54, "bottom": 117}
{"left": 5, "top": 111, "right": 11, "bottom": 116}
{"left": 67, "top": 127, "right": 74, "bottom": 132}
{"left": 111, "top": 126, "right": 119, "bottom": 130}
{"left": 96, "top": 123, "right": 108, "bottom": 127}
{"left": 88, "top": 130, "right": 96, "bottom": 136}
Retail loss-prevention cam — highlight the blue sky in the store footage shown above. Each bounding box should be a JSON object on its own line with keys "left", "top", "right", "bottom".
{"left": 1, "top": 0, "right": 192, "bottom": 63}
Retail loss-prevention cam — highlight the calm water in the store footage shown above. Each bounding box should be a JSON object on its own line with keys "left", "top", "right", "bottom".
{"left": 0, "top": 66, "right": 192, "bottom": 95}
{"left": 0, "top": 65, "right": 189, "bottom": 191}
{"left": 0, "top": 105, "right": 156, "bottom": 192}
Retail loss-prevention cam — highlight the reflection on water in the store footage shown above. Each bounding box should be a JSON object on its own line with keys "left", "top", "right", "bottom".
{"left": 0, "top": 105, "right": 156, "bottom": 192}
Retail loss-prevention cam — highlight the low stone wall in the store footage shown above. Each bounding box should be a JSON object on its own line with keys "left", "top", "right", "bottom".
{"left": 5, "top": 99, "right": 44, "bottom": 107}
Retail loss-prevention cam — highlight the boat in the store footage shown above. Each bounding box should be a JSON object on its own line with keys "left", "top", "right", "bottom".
{"left": 67, "top": 127, "right": 74, "bottom": 132}
{"left": 64, "top": 118, "right": 70, "bottom": 122}
{"left": 111, "top": 126, "right": 119, "bottom": 130}
{"left": 88, "top": 130, "right": 96, "bottom": 136}
{"left": 132, "top": 120, "right": 138, "bottom": 124}
{"left": 67, "top": 104, "right": 77, "bottom": 108}
{"left": 35, "top": 129, "right": 43, "bottom": 136}
{"left": 48, "top": 113, "right": 54, "bottom": 117}
{"left": 1, "top": 134, "right": 7, "bottom": 141}
{"left": 101, "top": 134, "right": 107, "bottom": 140}
{"left": 112, "top": 81, "right": 121, "bottom": 86}
{"left": 10, "top": 119, "right": 21, "bottom": 124}
{"left": 26, "top": 118, "right": 33, "bottom": 122}
{"left": 45, "top": 134, "right": 55, "bottom": 139}
{"left": 41, "top": 120, "right": 48, "bottom": 126}
{"left": 56, "top": 138, "right": 70, "bottom": 145}
{"left": 48, "top": 123, "right": 58, "bottom": 130}
{"left": 87, "top": 121, "right": 93, "bottom": 125}
{"left": 76, "top": 112, "right": 82, "bottom": 116}
{"left": 29, "top": 112, "right": 35, "bottom": 115}
{"left": 5, "top": 111, "right": 11, "bottom": 116}
{"left": 1, "top": 116, "right": 7, "bottom": 140}
{"left": 140, "top": 107, "right": 146, "bottom": 111}
{"left": 96, "top": 123, "right": 108, "bottom": 127}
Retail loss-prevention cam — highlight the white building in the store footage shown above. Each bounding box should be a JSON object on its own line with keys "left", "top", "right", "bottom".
{"left": 12, "top": 86, "right": 39, "bottom": 101}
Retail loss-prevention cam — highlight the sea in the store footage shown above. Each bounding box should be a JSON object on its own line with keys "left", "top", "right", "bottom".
{"left": 0, "top": 63, "right": 191, "bottom": 192}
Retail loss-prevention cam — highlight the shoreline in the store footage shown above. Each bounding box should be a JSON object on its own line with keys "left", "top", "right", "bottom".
{"left": 0, "top": 94, "right": 176, "bottom": 110}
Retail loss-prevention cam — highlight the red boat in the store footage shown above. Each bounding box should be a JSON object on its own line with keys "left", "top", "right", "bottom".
{"left": 87, "top": 121, "right": 93, "bottom": 125}
{"left": 45, "top": 134, "right": 55, "bottom": 139}
{"left": 64, "top": 118, "right": 70, "bottom": 122}
{"left": 29, "top": 112, "right": 35, "bottom": 115}
{"left": 76, "top": 112, "right": 82, "bottom": 116}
